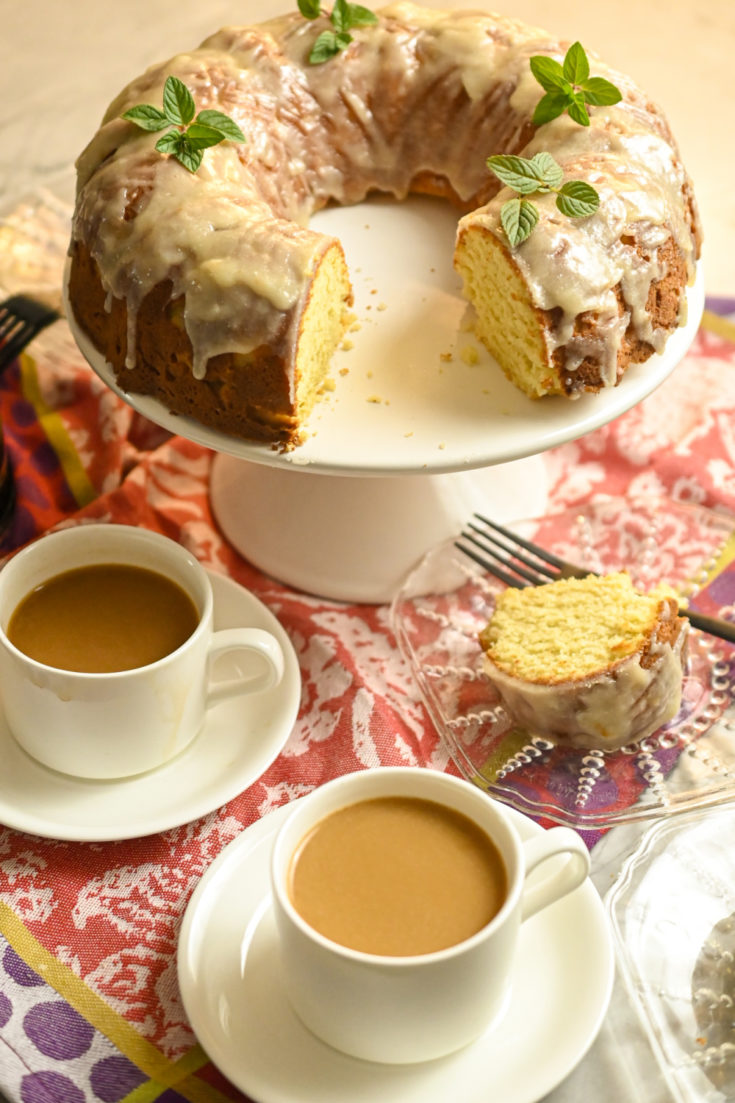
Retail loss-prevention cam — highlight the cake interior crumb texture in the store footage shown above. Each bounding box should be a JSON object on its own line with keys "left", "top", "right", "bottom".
{"left": 480, "top": 572, "right": 679, "bottom": 684}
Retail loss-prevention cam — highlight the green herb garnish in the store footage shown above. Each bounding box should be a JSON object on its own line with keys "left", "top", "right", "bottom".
{"left": 121, "top": 75, "right": 246, "bottom": 173}
{"left": 530, "top": 41, "right": 622, "bottom": 127}
{"left": 487, "top": 152, "right": 600, "bottom": 247}
{"left": 298, "top": 0, "right": 377, "bottom": 64}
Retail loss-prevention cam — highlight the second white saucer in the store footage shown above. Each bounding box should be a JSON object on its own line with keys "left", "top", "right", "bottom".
{"left": 178, "top": 800, "right": 615, "bottom": 1103}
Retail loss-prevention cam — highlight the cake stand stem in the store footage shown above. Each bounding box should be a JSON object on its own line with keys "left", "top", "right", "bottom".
{"left": 209, "top": 453, "right": 548, "bottom": 603}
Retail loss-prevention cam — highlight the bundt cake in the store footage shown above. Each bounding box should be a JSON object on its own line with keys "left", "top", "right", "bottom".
{"left": 479, "top": 572, "right": 688, "bottom": 751}
{"left": 67, "top": 2, "right": 701, "bottom": 446}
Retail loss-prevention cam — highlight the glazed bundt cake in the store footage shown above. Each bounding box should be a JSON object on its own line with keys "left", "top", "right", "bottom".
{"left": 67, "top": 2, "right": 701, "bottom": 446}
{"left": 479, "top": 572, "right": 688, "bottom": 751}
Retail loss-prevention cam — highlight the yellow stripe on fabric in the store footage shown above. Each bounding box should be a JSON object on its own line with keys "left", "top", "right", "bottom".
{"left": 120, "top": 1049, "right": 235, "bottom": 1103}
{"left": 701, "top": 309, "right": 735, "bottom": 345}
{"left": 701, "top": 529, "right": 735, "bottom": 585}
{"left": 0, "top": 903, "right": 233, "bottom": 1103}
{"left": 19, "top": 351, "right": 97, "bottom": 508}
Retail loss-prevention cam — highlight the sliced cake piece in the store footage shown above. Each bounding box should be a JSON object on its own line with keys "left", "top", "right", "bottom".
{"left": 479, "top": 571, "right": 688, "bottom": 751}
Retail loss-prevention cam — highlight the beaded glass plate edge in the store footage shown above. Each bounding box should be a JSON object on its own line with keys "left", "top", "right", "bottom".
{"left": 391, "top": 496, "right": 735, "bottom": 829}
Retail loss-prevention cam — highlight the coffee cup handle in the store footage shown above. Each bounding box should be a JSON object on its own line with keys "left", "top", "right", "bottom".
{"left": 520, "top": 827, "right": 590, "bottom": 922}
{"left": 205, "top": 628, "right": 285, "bottom": 704}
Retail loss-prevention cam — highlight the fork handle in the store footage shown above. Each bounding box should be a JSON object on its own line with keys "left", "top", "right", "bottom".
{"left": 682, "top": 608, "right": 735, "bottom": 643}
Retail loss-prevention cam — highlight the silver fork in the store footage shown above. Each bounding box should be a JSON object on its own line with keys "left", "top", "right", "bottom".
{"left": 456, "top": 512, "right": 735, "bottom": 644}
{"left": 0, "top": 295, "right": 59, "bottom": 371}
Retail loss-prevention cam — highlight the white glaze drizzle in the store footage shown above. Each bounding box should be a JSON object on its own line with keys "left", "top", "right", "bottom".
{"left": 71, "top": 2, "right": 700, "bottom": 389}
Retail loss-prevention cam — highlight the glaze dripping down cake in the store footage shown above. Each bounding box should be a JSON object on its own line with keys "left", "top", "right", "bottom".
{"left": 479, "top": 572, "right": 688, "bottom": 751}
{"left": 67, "top": 3, "right": 702, "bottom": 446}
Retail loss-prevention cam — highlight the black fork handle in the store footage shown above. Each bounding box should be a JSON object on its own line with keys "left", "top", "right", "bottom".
{"left": 683, "top": 608, "right": 735, "bottom": 643}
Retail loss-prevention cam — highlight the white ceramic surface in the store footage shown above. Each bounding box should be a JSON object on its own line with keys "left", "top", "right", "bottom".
{"left": 65, "top": 212, "right": 704, "bottom": 478}
{"left": 0, "top": 525, "right": 285, "bottom": 778}
{"left": 177, "top": 799, "right": 614, "bottom": 1103}
{"left": 0, "top": 572, "right": 300, "bottom": 841}
{"left": 269, "top": 768, "right": 589, "bottom": 1063}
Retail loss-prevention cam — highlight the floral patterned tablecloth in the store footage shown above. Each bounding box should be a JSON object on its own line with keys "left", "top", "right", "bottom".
{"left": 1, "top": 192, "right": 735, "bottom": 1102}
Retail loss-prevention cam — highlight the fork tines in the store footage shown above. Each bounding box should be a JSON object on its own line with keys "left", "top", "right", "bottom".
{"left": 0, "top": 295, "right": 60, "bottom": 370}
{"left": 455, "top": 513, "right": 568, "bottom": 589}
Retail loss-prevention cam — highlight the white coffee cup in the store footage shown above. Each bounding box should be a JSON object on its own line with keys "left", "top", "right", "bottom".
{"left": 270, "top": 766, "right": 590, "bottom": 1064}
{"left": 0, "top": 523, "right": 285, "bottom": 779}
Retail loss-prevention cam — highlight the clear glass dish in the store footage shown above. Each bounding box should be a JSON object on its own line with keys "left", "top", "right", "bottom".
{"left": 607, "top": 805, "right": 735, "bottom": 1102}
{"left": 391, "top": 496, "right": 735, "bottom": 828}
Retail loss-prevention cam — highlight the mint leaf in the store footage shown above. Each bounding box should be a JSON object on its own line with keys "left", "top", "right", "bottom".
{"left": 331, "top": 0, "right": 351, "bottom": 31}
{"left": 567, "top": 94, "right": 591, "bottom": 126}
{"left": 500, "top": 198, "right": 539, "bottom": 247}
{"left": 155, "top": 131, "right": 203, "bottom": 173}
{"left": 299, "top": 0, "right": 376, "bottom": 62}
{"left": 344, "top": 2, "right": 378, "bottom": 26}
{"left": 184, "top": 122, "right": 229, "bottom": 151}
{"left": 580, "top": 76, "right": 623, "bottom": 106}
{"left": 309, "top": 29, "right": 343, "bottom": 62}
{"left": 174, "top": 144, "right": 204, "bottom": 174}
{"left": 488, "top": 151, "right": 600, "bottom": 245}
{"left": 529, "top": 55, "right": 567, "bottom": 93}
{"left": 531, "top": 41, "right": 622, "bottom": 128}
{"left": 487, "top": 154, "right": 545, "bottom": 194}
{"left": 528, "top": 151, "right": 563, "bottom": 190}
{"left": 120, "top": 78, "right": 246, "bottom": 171}
{"left": 562, "top": 41, "right": 589, "bottom": 85}
{"left": 162, "top": 76, "right": 196, "bottom": 127}
{"left": 120, "top": 104, "right": 169, "bottom": 131}
{"left": 532, "top": 90, "right": 570, "bottom": 126}
{"left": 196, "top": 110, "right": 246, "bottom": 142}
{"left": 556, "top": 180, "right": 600, "bottom": 217}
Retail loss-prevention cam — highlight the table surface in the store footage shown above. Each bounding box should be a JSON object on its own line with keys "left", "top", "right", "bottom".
{"left": 1, "top": 2, "right": 733, "bottom": 1102}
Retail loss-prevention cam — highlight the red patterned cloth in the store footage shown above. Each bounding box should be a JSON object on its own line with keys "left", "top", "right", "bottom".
{"left": 0, "top": 305, "right": 734, "bottom": 1102}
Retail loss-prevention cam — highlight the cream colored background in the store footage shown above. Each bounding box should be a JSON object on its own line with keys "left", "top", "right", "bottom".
{"left": 2, "top": 0, "right": 731, "bottom": 292}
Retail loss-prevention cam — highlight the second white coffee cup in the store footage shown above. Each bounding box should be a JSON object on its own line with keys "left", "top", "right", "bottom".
{"left": 270, "top": 766, "right": 590, "bottom": 1064}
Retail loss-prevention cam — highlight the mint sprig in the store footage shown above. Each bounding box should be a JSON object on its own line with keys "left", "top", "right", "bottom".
{"left": 487, "top": 152, "right": 600, "bottom": 247}
{"left": 121, "top": 75, "right": 246, "bottom": 173}
{"left": 530, "top": 42, "right": 622, "bottom": 127}
{"left": 298, "top": 0, "right": 377, "bottom": 64}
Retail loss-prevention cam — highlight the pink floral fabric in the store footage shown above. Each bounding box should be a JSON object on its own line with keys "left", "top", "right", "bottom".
{"left": 0, "top": 304, "right": 734, "bottom": 1102}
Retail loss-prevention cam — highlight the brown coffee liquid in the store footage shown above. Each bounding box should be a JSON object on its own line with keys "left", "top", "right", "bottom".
{"left": 288, "top": 796, "right": 508, "bottom": 956}
{"left": 7, "top": 563, "right": 199, "bottom": 672}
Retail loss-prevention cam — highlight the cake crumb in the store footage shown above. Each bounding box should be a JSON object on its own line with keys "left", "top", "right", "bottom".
{"left": 318, "top": 378, "right": 336, "bottom": 393}
{"left": 461, "top": 345, "right": 479, "bottom": 365}
{"left": 438, "top": 442, "right": 446, "bottom": 450}
{"left": 339, "top": 367, "right": 349, "bottom": 376}
{"left": 367, "top": 394, "right": 382, "bottom": 404}
{"left": 404, "top": 431, "right": 414, "bottom": 438}
{"left": 439, "top": 351, "right": 453, "bottom": 362}
{"left": 377, "top": 302, "right": 387, "bottom": 311}
{"left": 341, "top": 339, "right": 354, "bottom": 351}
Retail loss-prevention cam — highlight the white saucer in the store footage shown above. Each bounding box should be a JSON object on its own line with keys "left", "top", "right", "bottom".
{"left": 0, "top": 572, "right": 300, "bottom": 842}
{"left": 178, "top": 801, "right": 615, "bottom": 1103}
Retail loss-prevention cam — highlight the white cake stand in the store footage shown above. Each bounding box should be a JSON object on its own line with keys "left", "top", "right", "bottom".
{"left": 67, "top": 195, "right": 704, "bottom": 602}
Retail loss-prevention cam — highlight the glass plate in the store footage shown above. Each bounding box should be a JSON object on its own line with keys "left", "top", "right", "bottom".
{"left": 391, "top": 496, "right": 735, "bottom": 828}
{"left": 607, "top": 805, "right": 735, "bottom": 1102}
